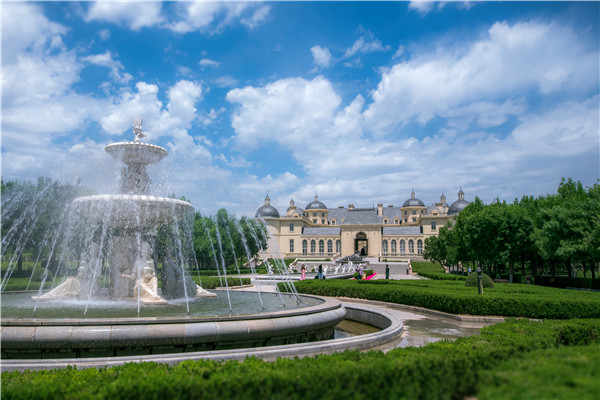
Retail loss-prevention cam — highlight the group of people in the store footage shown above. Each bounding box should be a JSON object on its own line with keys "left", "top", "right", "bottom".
{"left": 298, "top": 264, "right": 327, "bottom": 280}
{"left": 297, "top": 263, "right": 393, "bottom": 280}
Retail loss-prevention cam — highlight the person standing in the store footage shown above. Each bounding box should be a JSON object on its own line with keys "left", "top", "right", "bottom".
{"left": 300, "top": 265, "right": 306, "bottom": 280}
{"left": 385, "top": 264, "right": 390, "bottom": 280}
{"left": 318, "top": 264, "right": 324, "bottom": 280}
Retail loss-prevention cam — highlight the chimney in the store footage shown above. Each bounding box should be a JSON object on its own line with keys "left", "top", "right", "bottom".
{"left": 377, "top": 203, "right": 383, "bottom": 216}
{"left": 348, "top": 204, "right": 354, "bottom": 210}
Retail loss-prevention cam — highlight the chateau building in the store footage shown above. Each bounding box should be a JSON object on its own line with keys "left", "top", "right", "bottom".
{"left": 255, "top": 189, "right": 470, "bottom": 260}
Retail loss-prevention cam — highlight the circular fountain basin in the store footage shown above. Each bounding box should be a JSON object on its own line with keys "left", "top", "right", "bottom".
{"left": 72, "top": 194, "right": 194, "bottom": 228}
{"left": 1, "top": 293, "right": 346, "bottom": 359}
{"left": 105, "top": 142, "right": 167, "bottom": 165}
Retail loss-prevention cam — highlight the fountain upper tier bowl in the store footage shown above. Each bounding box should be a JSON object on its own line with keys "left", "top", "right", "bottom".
{"left": 105, "top": 141, "right": 168, "bottom": 165}
{"left": 72, "top": 194, "right": 194, "bottom": 228}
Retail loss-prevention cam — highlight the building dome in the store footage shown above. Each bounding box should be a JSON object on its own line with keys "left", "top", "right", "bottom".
{"left": 305, "top": 194, "right": 327, "bottom": 210}
{"left": 255, "top": 195, "right": 280, "bottom": 218}
{"left": 402, "top": 190, "right": 425, "bottom": 207}
{"left": 448, "top": 188, "right": 470, "bottom": 215}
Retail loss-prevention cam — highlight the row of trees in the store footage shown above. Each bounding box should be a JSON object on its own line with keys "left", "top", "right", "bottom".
{"left": 156, "top": 209, "right": 268, "bottom": 270}
{"left": 424, "top": 178, "right": 599, "bottom": 280}
{"left": 2, "top": 178, "right": 269, "bottom": 272}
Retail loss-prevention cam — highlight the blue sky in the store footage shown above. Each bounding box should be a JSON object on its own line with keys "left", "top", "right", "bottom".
{"left": 2, "top": 1, "right": 599, "bottom": 217}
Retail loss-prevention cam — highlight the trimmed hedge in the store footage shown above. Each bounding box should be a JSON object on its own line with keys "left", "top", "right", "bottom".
{"left": 2, "top": 319, "right": 598, "bottom": 400}
{"left": 192, "top": 276, "right": 251, "bottom": 289}
{"left": 478, "top": 343, "right": 600, "bottom": 400}
{"left": 411, "top": 261, "right": 466, "bottom": 281}
{"left": 288, "top": 279, "right": 600, "bottom": 319}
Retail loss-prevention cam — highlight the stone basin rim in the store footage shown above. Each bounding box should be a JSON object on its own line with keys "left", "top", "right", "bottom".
{"left": 0, "top": 294, "right": 340, "bottom": 327}
{"left": 73, "top": 194, "right": 194, "bottom": 208}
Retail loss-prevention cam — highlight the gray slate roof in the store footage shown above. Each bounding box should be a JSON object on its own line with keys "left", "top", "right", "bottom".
{"left": 382, "top": 226, "right": 422, "bottom": 235}
{"left": 382, "top": 206, "right": 403, "bottom": 219}
{"left": 303, "top": 227, "right": 341, "bottom": 236}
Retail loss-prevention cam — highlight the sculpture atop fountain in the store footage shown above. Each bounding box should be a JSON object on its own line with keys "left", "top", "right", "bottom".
{"left": 40, "top": 117, "right": 211, "bottom": 304}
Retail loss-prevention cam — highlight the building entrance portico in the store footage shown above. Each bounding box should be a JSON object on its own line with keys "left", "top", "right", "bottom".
{"left": 355, "top": 232, "right": 368, "bottom": 256}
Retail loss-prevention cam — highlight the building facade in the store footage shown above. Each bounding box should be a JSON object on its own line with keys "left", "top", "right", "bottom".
{"left": 255, "top": 189, "right": 470, "bottom": 260}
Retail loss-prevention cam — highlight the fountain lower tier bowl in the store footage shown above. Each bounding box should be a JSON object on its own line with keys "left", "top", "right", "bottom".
{"left": 72, "top": 194, "right": 194, "bottom": 228}
{"left": 105, "top": 142, "right": 168, "bottom": 165}
{"left": 0, "top": 293, "right": 345, "bottom": 358}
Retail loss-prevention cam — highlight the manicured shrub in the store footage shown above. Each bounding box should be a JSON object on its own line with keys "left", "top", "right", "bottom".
{"left": 477, "top": 343, "right": 600, "bottom": 400}
{"left": 411, "top": 261, "right": 466, "bottom": 281}
{"left": 288, "top": 279, "right": 600, "bottom": 319}
{"left": 193, "top": 276, "right": 251, "bottom": 289}
{"left": 2, "top": 319, "right": 598, "bottom": 400}
{"left": 465, "top": 271, "right": 494, "bottom": 288}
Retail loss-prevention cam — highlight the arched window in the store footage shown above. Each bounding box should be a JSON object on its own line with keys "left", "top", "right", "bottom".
{"left": 394, "top": 218, "right": 399, "bottom": 224}
{"left": 417, "top": 239, "right": 423, "bottom": 256}
{"left": 408, "top": 240, "right": 414, "bottom": 254}
{"left": 336, "top": 240, "right": 341, "bottom": 253}
{"left": 382, "top": 240, "right": 388, "bottom": 255}
{"left": 391, "top": 239, "right": 397, "bottom": 254}
{"left": 302, "top": 240, "right": 307, "bottom": 255}
{"left": 319, "top": 239, "right": 324, "bottom": 254}
{"left": 327, "top": 240, "right": 333, "bottom": 254}
{"left": 310, "top": 240, "right": 316, "bottom": 254}
{"left": 331, "top": 219, "right": 336, "bottom": 225}
{"left": 400, "top": 240, "right": 405, "bottom": 254}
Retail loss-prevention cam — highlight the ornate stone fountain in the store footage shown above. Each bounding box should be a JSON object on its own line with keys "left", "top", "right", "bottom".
{"left": 40, "top": 117, "right": 211, "bottom": 303}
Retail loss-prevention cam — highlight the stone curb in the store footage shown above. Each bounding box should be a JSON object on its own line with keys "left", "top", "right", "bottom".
{"left": 336, "top": 297, "right": 506, "bottom": 323}
{"left": 0, "top": 303, "right": 403, "bottom": 372}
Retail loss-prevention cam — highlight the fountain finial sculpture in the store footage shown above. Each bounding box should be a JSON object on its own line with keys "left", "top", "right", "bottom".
{"left": 132, "top": 116, "right": 146, "bottom": 143}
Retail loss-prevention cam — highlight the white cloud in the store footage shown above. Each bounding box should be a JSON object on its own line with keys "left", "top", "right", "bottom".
{"left": 199, "top": 58, "right": 221, "bottom": 68}
{"left": 85, "top": 1, "right": 164, "bottom": 30}
{"left": 408, "top": 1, "right": 437, "bottom": 15}
{"left": 343, "top": 34, "right": 391, "bottom": 58}
{"left": 168, "top": 2, "right": 270, "bottom": 34}
{"left": 98, "top": 80, "right": 203, "bottom": 142}
{"left": 226, "top": 76, "right": 343, "bottom": 152}
{"left": 82, "top": 51, "right": 132, "bottom": 84}
{"left": 510, "top": 96, "right": 599, "bottom": 157}
{"left": 213, "top": 76, "right": 239, "bottom": 88}
{"left": 311, "top": 45, "right": 332, "bottom": 68}
{"left": 99, "top": 29, "right": 110, "bottom": 40}
{"left": 1, "top": 3, "right": 67, "bottom": 63}
{"left": 364, "top": 20, "right": 599, "bottom": 136}
{"left": 241, "top": 5, "right": 271, "bottom": 30}
{"left": 393, "top": 45, "right": 405, "bottom": 59}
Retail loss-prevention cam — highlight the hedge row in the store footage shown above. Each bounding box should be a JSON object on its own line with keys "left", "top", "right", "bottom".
{"left": 411, "top": 261, "right": 466, "bottom": 281}
{"left": 477, "top": 343, "right": 600, "bottom": 400}
{"left": 1, "top": 276, "right": 251, "bottom": 292}
{"left": 289, "top": 279, "right": 600, "bottom": 319}
{"left": 2, "top": 319, "right": 598, "bottom": 400}
{"left": 192, "top": 276, "right": 251, "bottom": 289}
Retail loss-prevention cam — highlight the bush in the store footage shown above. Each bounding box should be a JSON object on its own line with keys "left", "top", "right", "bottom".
{"left": 478, "top": 343, "right": 600, "bottom": 400}
{"left": 2, "top": 319, "right": 598, "bottom": 400}
{"left": 411, "top": 261, "right": 466, "bottom": 281}
{"left": 465, "top": 272, "right": 495, "bottom": 288}
{"left": 193, "top": 276, "right": 251, "bottom": 289}
{"left": 288, "top": 279, "right": 600, "bottom": 319}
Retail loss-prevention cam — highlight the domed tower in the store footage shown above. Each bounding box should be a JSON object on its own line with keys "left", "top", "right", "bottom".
{"left": 401, "top": 190, "right": 427, "bottom": 224}
{"left": 435, "top": 193, "right": 450, "bottom": 214}
{"left": 286, "top": 198, "right": 303, "bottom": 218}
{"left": 255, "top": 195, "right": 280, "bottom": 218}
{"left": 448, "top": 187, "right": 470, "bottom": 215}
{"left": 304, "top": 194, "right": 328, "bottom": 224}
